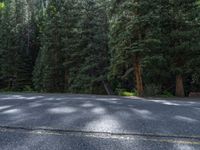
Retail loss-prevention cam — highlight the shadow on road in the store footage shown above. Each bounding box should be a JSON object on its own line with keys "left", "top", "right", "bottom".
{"left": 0, "top": 94, "right": 200, "bottom": 149}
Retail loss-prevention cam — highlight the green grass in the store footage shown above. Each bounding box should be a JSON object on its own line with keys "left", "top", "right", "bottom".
{"left": 119, "top": 91, "right": 137, "bottom": 96}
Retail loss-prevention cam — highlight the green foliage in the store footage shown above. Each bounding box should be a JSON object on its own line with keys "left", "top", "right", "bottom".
{"left": 32, "top": 0, "right": 109, "bottom": 94}
{"left": 0, "top": 0, "right": 37, "bottom": 91}
{"left": 144, "top": 84, "right": 162, "bottom": 97}
{"left": 118, "top": 89, "right": 137, "bottom": 97}
{"left": 61, "top": 0, "right": 109, "bottom": 94}
{"left": 159, "top": 91, "right": 174, "bottom": 98}
{"left": 0, "top": 2, "right": 4, "bottom": 10}
{"left": 0, "top": 87, "right": 12, "bottom": 92}
{"left": 23, "top": 86, "right": 34, "bottom": 92}
{"left": 186, "top": 55, "right": 200, "bottom": 92}
{"left": 0, "top": 0, "right": 199, "bottom": 96}
{"left": 33, "top": 0, "right": 65, "bottom": 92}
{"left": 109, "top": 0, "right": 161, "bottom": 93}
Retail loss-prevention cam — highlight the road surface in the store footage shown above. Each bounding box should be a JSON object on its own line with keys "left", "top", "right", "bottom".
{"left": 0, "top": 93, "right": 200, "bottom": 150}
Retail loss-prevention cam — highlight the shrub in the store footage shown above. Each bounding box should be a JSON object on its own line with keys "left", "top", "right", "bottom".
{"left": 118, "top": 89, "right": 137, "bottom": 96}
{"left": 144, "top": 84, "right": 161, "bottom": 96}
{"left": 23, "top": 86, "right": 34, "bottom": 92}
{"left": 160, "top": 91, "right": 174, "bottom": 98}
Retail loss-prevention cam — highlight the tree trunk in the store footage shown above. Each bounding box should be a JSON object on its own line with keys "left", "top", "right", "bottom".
{"left": 176, "top": 74, "right": 185, "bottom": 97}
{"left": 102, "top": 80, "right": 114, "bottom": 95}
{"left": 133, "top": 55, "right": 144, "bottom": 96}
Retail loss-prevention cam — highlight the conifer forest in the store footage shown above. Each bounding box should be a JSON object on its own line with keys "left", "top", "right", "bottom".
{"left": 0, "top": 0, "right": 200, "bottom": 97}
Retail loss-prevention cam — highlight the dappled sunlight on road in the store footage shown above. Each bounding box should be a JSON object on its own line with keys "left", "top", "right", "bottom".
{"left": 174, "top": 144, "right": 195, "bottom": 150}
{"left": 2, "top": 108, "right": 22, "bottom": 114}
{"left": 1, "top": 95, "right": 44, "bottom": 100}
{"left": 43, "top": 97, "right": 55, "bottom": 101}
{"left": 91, "top": 107, "right": 106, "bottom": 115}
{"left": 95, "top": 98, "right": 120, "bottom": 101}
{"left": 81, "top": 102, "right": 94, "bottom": 108}
{"left": 131, "top": 108, "right": 156, "bottom": 120}
{"left": 0, "top": 105, "right": 12, "bottom": 110}
{"left": 148, "top": 99, "right": 200, "bottom": 107}
{"left": 28, "top": 102, "right": 43, "bottom": 108}
{"left": 48, "top": 107, "right": 77, "bottom": 114}
{"left": 0, "top": 93, "right": 199, "bottom": 137}
{"left": 174, "top": 116, "right": 199, "bottom": 123}
{"left": 84, "top": 115, "right": 121, "bottom": 132}
{"left": 148, "top": 100, "right": 181, "bottom": 106}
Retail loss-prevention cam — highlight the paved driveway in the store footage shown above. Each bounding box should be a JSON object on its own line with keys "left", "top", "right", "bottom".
{"left": 0, "top": 93, "right": 200, "bottom": 150}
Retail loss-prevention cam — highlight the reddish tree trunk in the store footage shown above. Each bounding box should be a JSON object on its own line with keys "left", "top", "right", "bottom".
{"left": 176, "top": 74, "right": 185, "bottom": 97}
{"left": 133, "top": 55, "right": 144, "bottom": 96}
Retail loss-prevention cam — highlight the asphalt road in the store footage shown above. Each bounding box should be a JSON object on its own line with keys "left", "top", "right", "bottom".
{"left": 0, "top": 93, "right": 200, "bottom": 150}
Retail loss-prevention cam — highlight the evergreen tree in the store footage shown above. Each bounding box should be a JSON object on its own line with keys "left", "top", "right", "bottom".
{"left": 33, "top": 0, "right": 65, "bottom": 92}
{"left": 160, "top": 0, "right": 200, "bottom": 97}
{"left": 0, "top": 0, "right": 39, "bottom": 90}
{"left": 109, "top": 0, "right": 160, "bottom": 96}
{"left": 66, "top": 0, "right": 109, "bottom": 94}
{"left": 60, "top": 0, "right": 82, "bottom": 91}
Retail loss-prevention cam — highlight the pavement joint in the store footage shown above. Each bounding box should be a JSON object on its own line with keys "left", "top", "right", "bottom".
{"left": 0, "top": 125, "right": 200, "bottom": 145}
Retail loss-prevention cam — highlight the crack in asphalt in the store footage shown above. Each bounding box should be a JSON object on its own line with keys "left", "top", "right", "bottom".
{"left": 0, "top": 125, "right": 200, "bottom": 145}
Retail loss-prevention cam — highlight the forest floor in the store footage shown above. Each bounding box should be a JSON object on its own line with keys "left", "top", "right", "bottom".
{"left": 0, "top": 93, "right": 200, "bottom": 150}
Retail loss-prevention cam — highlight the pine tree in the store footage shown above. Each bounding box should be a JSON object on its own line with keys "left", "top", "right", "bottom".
{"left": 65, "top": 0, "right": 109, "bottom": 94}
{"left": 33, "top": 0, "right": 65, "bottom": 92}
{"left": 60, "top": 0, "right": 82, "bottom": 91}
{"left": 109, "top": 0, "right": 160, "bottom": 96}
{"left": 0, "top": 1, "right": 4, "bottom": 87}
{"left": 0, "top": 0, "right": 40, "bottom": 90}
{"left": 160, "top": 0, "right": 200, "bottom": 97}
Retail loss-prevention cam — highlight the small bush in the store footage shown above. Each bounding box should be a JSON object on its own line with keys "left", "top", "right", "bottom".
{"left": 144, "top": 84, "right": 161, "bottom": 96}
{"left": 118, "top": 89, "right": 137, "bottom": 96}
{"left": 23, "top": 86, "right": 34, "bottom": 92}
{"left": 160, "top": 91, "right": 174, "bottom": 98}
{"left": 0, "top": 88, "right": 13, "bottom": 92}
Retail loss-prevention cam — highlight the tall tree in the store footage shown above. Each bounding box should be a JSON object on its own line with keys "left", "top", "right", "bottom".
{"left": 60, "top": 0, "right": 82, "bottom": 91}
{"left": 160, "top": 0, "right": 200, "bottom": 97}
{"left": 0, "top": 0, "right": 40, "bottom": 90}
{"left": 65, "top": 0, "right": 109, "bottom": 94}
{"left": 33, "top": 0, "right": 65, "bottom": 92}
{"left": 109, "top": 0, "right": 160, "bottom": 96}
